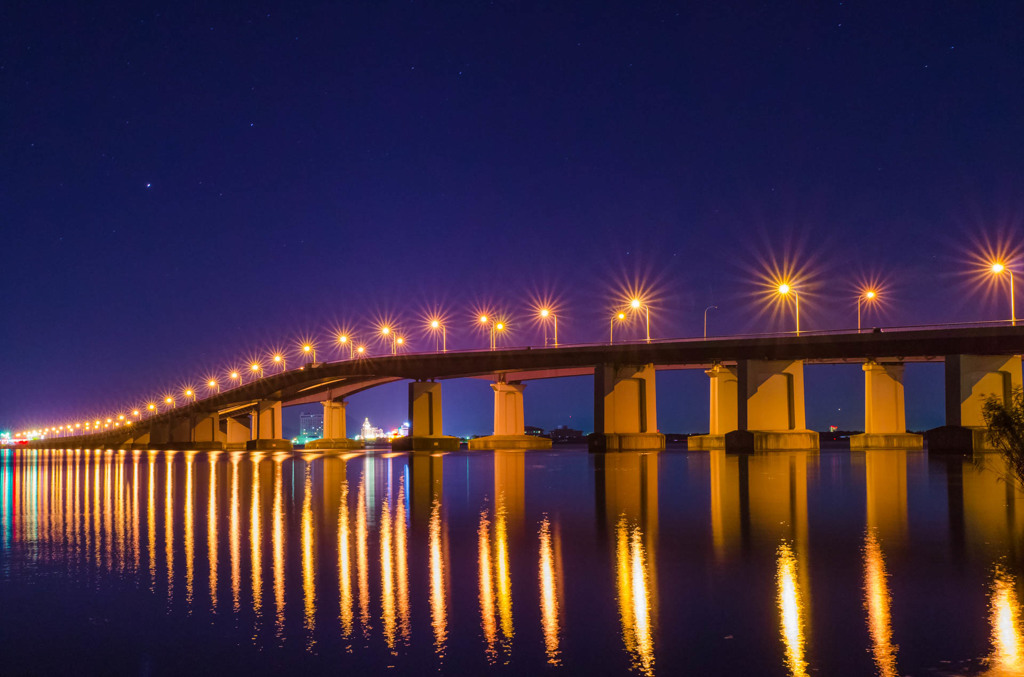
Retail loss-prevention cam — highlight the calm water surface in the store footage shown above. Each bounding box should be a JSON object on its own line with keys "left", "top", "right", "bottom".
{"left": 3, "top": 445, "right": 1024, "bottom": 676}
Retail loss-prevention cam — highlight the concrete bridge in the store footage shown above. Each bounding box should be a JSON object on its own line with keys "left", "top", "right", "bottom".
{"left": 24, "top": 325, "right": 1023, "bottom": 454}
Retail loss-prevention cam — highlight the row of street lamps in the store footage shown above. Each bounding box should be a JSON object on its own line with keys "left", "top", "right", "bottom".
{"left": 14, "top": 260, "right": 1019, "bottom": 440}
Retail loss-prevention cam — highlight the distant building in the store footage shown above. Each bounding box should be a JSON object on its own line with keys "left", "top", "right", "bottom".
{"left": 549, "top": 425, "right": 584, "bottom": 443}
{"left": 299, "top": 411, "right": 324, "bottom": 440}
{"left": 525, "top": 425, "right": 545, "bottom": 437}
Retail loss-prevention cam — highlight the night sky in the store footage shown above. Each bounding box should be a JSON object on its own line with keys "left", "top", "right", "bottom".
{"left": 3, "top": 2, "right": 1023, "bottom": 436}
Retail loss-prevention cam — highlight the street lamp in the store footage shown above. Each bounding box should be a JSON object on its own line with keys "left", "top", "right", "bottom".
{"left": 539, "top": 308, "right": 558, "bottom": 347}
{"left": 301, "top": 342, "right": 316, "bottom": 363}
{"left": 183, "top": 388, "right": 195, "bottom": 403}
{"left": 428, "top": 319, "right": 446, "bottom": 353}
{"left": 229, "top": 370, "right": 241, "bottom": 387}
{"left": 479, "top": 315, "right": 495, "bottom": 350}
{"left": 338, "top": 334, "right": 356, "bottom": 359}
{"left": 165, "top": 396, "right": 175, "bottom": 409}
{"left": 610, "top": 311, "right": 627, "bottom": 344}
{"left": 494, "top": 322, "right": 505, "bottom": 349}
{"left": 991, "top": 262, "right": 1017, "bottom": 326}
{"left": 704, "top": 305, "right": 717, "bottom": 339}
{"left": 630, "top": 298, "right": 651, "bottom": 343}
{"left": 250, "top": 362, "right": 264, "bottom": 379}
{"left": 777, "top": 283, "right": 800, "bottom": 335}
{"left": 147, "top": 402, "right": 156, "bottom": 417}
{"left": 857, "top": 290, "right": 878, "bottom": 332}
{"left": 381, "top": 326, "right": 399, "bottom": 355}
{"left": 207, "top": 378, "right": 220, "bottom": 394}
{"left": 272, "top": 353, "right": 286, "bottom": 371}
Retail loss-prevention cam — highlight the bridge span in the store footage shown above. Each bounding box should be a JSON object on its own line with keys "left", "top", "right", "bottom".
{"left": 19, "top": 325, "right": 1024, "bottom": 454}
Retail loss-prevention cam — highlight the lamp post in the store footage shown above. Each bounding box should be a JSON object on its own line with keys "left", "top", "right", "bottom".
{"left": 229, "top": 371, "right": 241, "bottom": 388}
{"left": 540, "top": 308, "right": 558, "bottom": 347}
{"left": 610, "top": 311, "right": 626, "bottom": 344}
{"left": 991, "top": 262, "right": 1017, "bottom": 326}
{"left": 857, "top": 290, "right": 877, "bottom": 332}
{"left": 165, "top": 396, "right": 175, "bottom": 409}
{"left": 147, "top": 403, "right": 156, "bottom": 417}
{"left": 429, "top": 319, "right": 446, "bottom": 352}
{"left": 704, "top": 305, "right": 717, "bottom": 339}
{"left": 381, "top": 327, "right": 399, "bottom": 355}
{"left": 272, "top": 353, "right": 286, "bottom": 371}
{"left": 301, "top": 343, "right": 316, "bottom": 364}
{"left": 338, "top": 334, "right": 356, "bottom": 359}
{"left": 250, "top": 362, "right": 263, "bottom": 379}
{"left": 630, "top": 298, "right": 651, "bottom": 343}
{"left": 479, "top": 315, "right": 494, "bottom": 350}
{"left": 777, "top": 284, "right": 800, "bottom": 335}
{"left": 207, "top": 379, "right": 220, "bottom": 394}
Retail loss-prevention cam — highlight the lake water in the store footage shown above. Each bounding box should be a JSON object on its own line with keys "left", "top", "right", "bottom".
{"left": 3, "top": 445, "right": 1024, "bottom": 676}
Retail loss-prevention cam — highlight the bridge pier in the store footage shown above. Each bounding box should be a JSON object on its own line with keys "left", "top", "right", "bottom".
{"left": 223, "top": 416, "right": 250, "bottom": 450}
{"left": 927, "top": 355, "right": 1023, "bottom": 454}
{"left": 588, "top": 363, "right": 665, "bottom": 452}
{"left": 689, "top": 363, "right": 738, "bottom": 451}
{"left": 306, "top": 400, "right": 362, "bottom": 450}
{"left": 392, "top": 381, "right": 460, "bottom": 452}
{"left": 246, "top": 400, "right": 292, "bottom": 451}
{"left": 725, "top": 359, "right": 818, "bottom": 453}
{"left": 850, "top": 361, "right": 922, "bottom": 450}
{"left": 186, "top": 412, "right": 224, "bottom": 450}
{"left": 468, "top": 381, "right": 552, "bottom": 450}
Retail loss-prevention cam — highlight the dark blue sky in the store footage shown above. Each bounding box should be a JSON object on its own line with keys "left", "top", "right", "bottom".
{"left": 2, "top": 2, "right": 1022, "bottom": 435}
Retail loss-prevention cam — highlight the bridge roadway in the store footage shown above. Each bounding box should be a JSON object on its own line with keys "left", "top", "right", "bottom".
{"left": 20, "top": 324, "right": 1024, "bottom": 452}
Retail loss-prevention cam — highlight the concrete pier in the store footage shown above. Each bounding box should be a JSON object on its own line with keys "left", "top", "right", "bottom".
{"left": 305, "top": 400, "right": 362, "bottom": 450}
{"left": 927, "top": 355, "right": 1022, "bottom": 454}
{"left": 725, "top": 359, "right": 818, "bottom": 453}
{"left": 392, "top": 381, "right": 460, "bottom": 452}
{"left": 688, "top": 363, "right": 738, "bottom": 451}
{"left": 469, "top": 381, "right": 552, "bottom": 450}
{"left": 246, "top": 400, "right": 293, "bottom": 451}
{"left": 850, "top": 361, "right": 922, "bottom": 450}
{"left": 589, "top": 363, "right": 665, "bottom": 452}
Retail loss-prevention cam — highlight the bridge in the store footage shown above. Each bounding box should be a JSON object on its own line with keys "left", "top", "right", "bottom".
{"left": 12, "top": 325, "right": 1024, "bottom": 454}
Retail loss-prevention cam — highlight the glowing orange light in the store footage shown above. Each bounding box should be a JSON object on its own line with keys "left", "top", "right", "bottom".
{"left": 357, "top": 346, "right": 365, "bottom": 354}
{"left": 147, "top": 403, "right": 156, "bottom": 411}
{"left": 993, "top": 262, "right": 1006, "bottom": 274}
{"left": 479, "top": 315, "right": 488, "bottom": 324}
{"left": 165, "top": 397, "right": 173, "bottom": 404}
{"left": 396, "top": 337, "right": 404, "bottom": 345}
{"left": 496, "top": 322, "right": 504, "bottom": 331}
{"left": 208, "top": 380, "right": 217, "bottom": 388}
{"left": 540, "top": 308, "right": 550, "bottom": 318}
{"left": 778, "top": 283, "right": 791, "bottom": 295}
{"left": 185, "top": 389, "right": 194, "bottom": 397}
{"left": 338, "top": 335, "right": 348, "bottom": 343}
{"left": 430, "top": 320, "right": 440, "bottom": 329}
{"left": 302, "top": 344, "right": 312, "bottom": 353}
{"left": 273, "top": 354, "right": 282, "bottom": 363}
{"left": 251, "top": 363, "right": 260, "bottom": 372}
{"left": 865, "top": 290, "right": 877, "bottom": 300}
{"left": 118, "top": 414, "right": 125, "bottom": 420}
{"left": 381, "top": 326, "right": 390, "bottom": 335}
{"left": 617, "top": 312, "right": 626, "bottom": 320}
{"left": 630, "top": 298, "right": 641, "bottom": 309}
{"left": 230, "top": 371, "right": 240, "bottom": 379}
{"left": 132, "top": 410, "right": 139, "bottom": 417}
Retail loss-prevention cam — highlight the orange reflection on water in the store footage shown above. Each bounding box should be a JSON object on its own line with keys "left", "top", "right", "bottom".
{"left": 395, "top": 478, "right": 410, "bottom": 647}
{"left": 380, "top": 487, "right": 396, "bottom": 651}
{"left": 272, "top": 455, "right": 286, "bottom": 640}
{"left": 538, "top": 515, "right": 562, "bottom": 665}
{"left": 429, "top": 496, "right": 448, "bottom": 659}
{"left": 989, "top": 565, "right": 1024, "bottom": 673}
{"left": 777, "top": 542, "right": 809, "bottom": 677}
{"left": 356, "top": 475, "right": 370, "bottom": 638}
{"left": 478, "top": 509, "right": 498, "bottom": 662}
{"left": 164, "top": 452, "right": 175, "bottom": 606}
{"left": 338, "top": 478, "right": 353, "bottom": 640}
{"left": 863, "top": 530, "right": 898, "bottom": 677}
{"left": 615, "top": 515, "right": 654, "bottom": 677}
{"left": 230, "top": 454, "right": 241, "bottom": 613}
{"left": 301, "top": 466, "right": 316, "bottom": 649}
{"left": 147, "top": 451, "right": 156, "bottom": 590}
{"left": 208, "top": 452, "right": 220, "bottom": 612}
{"left": 184, "top": 451, "right": 195, "bottom": 610}
{"left": 250, "top": 454, "right": 264, "bottom": 622}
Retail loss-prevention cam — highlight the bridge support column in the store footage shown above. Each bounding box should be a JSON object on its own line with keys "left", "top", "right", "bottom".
{"left": 589, "top": 363, "right": 666, "bottom": 452}
{"left": 306, "top": 400, "right": 362, "bottom": 450}
{"left": 392, "top": 381, "right": 460, "bottom": 452}
{"left": 246, "top": 400, "right": 292, "bottom": 451}
{"left": 850, "top": 361, "right": 922, "bottom": 450}
{"left": 469, "top": 381, "right": 552, "bottom": 450}
{"left": 223, "top": 416, "right": 250, "bottom": 450}
{"left": 185, "top": 412, "right": 224, "bottom": 451}
{"left": 689, "top": 363, "right": 738, "bottom": 451}
{"left": 725, "top": 360, "right": 818, "bottom": 453}
{"left": 927, "top": 355, "right": 1023, "bottom": 454}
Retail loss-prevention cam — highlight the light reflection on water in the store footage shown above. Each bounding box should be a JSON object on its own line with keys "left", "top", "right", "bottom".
{"left": 5, "top": 446, "right": 1024, "bottom": 675}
